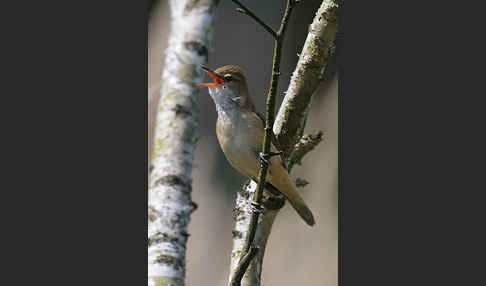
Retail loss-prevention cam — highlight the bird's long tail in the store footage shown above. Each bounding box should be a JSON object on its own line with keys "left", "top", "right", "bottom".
{"left": 278, "top": 186, "right": 315, "bottom": 226}
{"left": 267, "top": 159, "right": 315, "bottom": 226}
{"left": 286, "top": 192, "right": 315, "bottom": 226}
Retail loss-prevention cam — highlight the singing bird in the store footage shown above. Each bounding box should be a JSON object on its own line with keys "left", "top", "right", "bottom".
{"left": 200, "top": 65, "right": 315, "bottom": 226}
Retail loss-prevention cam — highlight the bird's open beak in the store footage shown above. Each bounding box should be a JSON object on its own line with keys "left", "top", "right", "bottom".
{"left": 200, "top": 66, "right": 224, "bottom": 87}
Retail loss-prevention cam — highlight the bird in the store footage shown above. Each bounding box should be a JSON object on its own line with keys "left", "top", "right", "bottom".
{"left": 199, "top": 65, "right": 315, "bottom": 226}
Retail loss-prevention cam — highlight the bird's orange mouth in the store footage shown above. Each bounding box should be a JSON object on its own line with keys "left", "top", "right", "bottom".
{"left": 200, "top": 66, "right": 224, "bottom": 87}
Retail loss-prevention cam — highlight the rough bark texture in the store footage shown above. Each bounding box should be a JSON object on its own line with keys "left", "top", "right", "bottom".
{"left": 148, "top": 1, "right": 219, "bottom": 286}
{"left": 274, "top": 0, "right": 338, "bottom": 157}
{"left": 228, "top": 1, "right": 338, "bottom": 285}
{"left": 229, "top": 181, "right": 281, "bottom": 286}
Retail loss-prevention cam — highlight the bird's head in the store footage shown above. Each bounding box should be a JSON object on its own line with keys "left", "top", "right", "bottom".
{"left": 200, "top": 65, "right": 253, "bottom": 110}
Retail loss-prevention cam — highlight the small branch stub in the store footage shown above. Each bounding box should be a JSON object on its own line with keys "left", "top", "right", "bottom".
{"left": 235, "top": 8, "right": 246, "bottom": 14}
{"left": 295, "top": 178, "right": 309, "bottom": 188}
{"left": 288, "top": 131, "right": 324, "bottom": 171}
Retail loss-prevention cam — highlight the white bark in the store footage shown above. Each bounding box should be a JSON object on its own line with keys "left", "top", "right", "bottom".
{"left": 228, "top": 1, "right": 338, "bottom": 285}
{"left": 228, "top": 181, "right": 280, "bottom": 286}
{"left": 148, "top": 1, "right": 219, "bottom": 286}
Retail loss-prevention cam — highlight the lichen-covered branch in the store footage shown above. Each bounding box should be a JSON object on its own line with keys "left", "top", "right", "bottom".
{"left": 229, "top": 181, "right": 282, "bottom": 286}
{"left": 148, "top": 1, "right": 219, "bottom": 286}
{"left": 228, "top": 1, "right": 338, "bottom": 286}
{"left": 274, "top": 0, "right": 338, "bottom": 157}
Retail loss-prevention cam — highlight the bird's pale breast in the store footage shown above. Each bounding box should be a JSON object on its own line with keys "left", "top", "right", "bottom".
{"left": 216, "top": 110, "right": 264, "bottom": 179}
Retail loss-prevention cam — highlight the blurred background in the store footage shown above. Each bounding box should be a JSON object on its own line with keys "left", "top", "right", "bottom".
{"left": 148, "top": 1, "right": 337, "bottom": 285}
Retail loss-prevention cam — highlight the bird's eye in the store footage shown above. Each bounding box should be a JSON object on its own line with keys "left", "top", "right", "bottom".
{"left": 224, "top": 74, "right": 233, "bottom": 81}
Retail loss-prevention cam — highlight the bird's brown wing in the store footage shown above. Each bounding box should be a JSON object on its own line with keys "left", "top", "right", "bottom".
{"left": 247, "top": 111, "right": 315, "bottom": 226}
{"left": 254, "top": 111, "right": 283, "bottom": 152}
{"left": 249, "top": 110, "right": 288, "bottom": 171}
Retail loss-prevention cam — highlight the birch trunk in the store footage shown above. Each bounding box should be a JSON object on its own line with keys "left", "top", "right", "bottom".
{"left": 228, "top": 1, "right": 338, "bottom": 285}
{"left": 148, "top": 1, "right": 219, "bottom": 286}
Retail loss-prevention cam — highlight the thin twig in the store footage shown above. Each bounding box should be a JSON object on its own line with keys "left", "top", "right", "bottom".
{"left": 229, "top": 1, "right": 295, "bottom": 285}
{"left": 242, "top": 0, "right": 294, "bottom": 255}
{"left": 231, "top": 0, "right": 277, "bottom": 38}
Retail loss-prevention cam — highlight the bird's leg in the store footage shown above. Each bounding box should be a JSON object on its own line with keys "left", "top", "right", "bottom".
{"left": 258, "top": 151, "right": 283, "bottom": 166}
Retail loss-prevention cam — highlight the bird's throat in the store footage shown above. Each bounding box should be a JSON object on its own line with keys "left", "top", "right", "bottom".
{"left": 210, "top": 87, "right": 241, "bottom": 124}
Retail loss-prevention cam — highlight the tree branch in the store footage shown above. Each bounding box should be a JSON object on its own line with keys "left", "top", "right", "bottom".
{"left": 274, "top": 0, "right": 338, "bottom": 157}
{"left": 147, "top": 1, "right": 219, "bottom": 286}
{"left": 231, "top": 0, "right": 277, "bottom": 38}
{"left": 228, "top": 1, "right": 338, "bottom": 286}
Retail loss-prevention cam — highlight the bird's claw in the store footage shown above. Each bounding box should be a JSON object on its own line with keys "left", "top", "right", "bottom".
{"left": 250, "top": 202, "right": 264, "bottom": 214}
{"left": 258, "top": 151, "right": 282, "bottom": 166}
{"left": 258, "top": 152, "right": 270, "bottom": 166}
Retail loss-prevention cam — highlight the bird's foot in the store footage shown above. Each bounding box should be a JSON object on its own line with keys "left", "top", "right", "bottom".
{"left": 258, "top": 152, "right": 270, "bottom": 166}
{"left": 250, "top": 202, "right": 264, "bottom": 214}
{"left": 258, "top": 151, "right": 282, "bottom": 166}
